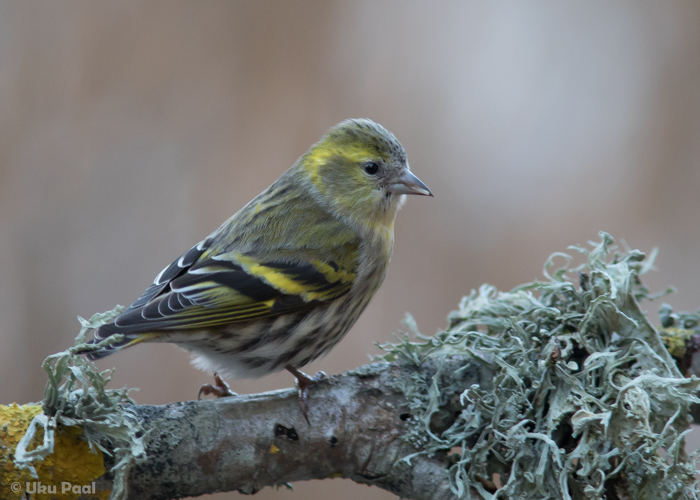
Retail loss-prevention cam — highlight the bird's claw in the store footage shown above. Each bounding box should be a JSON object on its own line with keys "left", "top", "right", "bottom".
{"left": 198, "top": 372, "right": 237, "bottom": 400}
{"left": 286, "top": 366, "right": 326, "bottom": 424}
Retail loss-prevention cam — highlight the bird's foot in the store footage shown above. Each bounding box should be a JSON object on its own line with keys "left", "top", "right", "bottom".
{"left": 285, "top": 365, "right": 327, "bottom": 424}
{"left": 198, "top": 372, "right": 237, "bottom": 400}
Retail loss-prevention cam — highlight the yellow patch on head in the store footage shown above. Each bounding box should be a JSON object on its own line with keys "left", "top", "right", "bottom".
{"left": 304, "top": 141, "right": 378, "bottom": 194}
{"left": 270, "top": 444, "right": 280, "bottom": 454}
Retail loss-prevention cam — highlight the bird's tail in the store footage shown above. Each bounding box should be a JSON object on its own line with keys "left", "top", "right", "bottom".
{"left": 78, "top": 323, "right": 157, "bottom": 360}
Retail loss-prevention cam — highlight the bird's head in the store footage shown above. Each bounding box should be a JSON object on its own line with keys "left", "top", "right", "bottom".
{"left": 300, "top": 118, "right": 432, "bottom": 232}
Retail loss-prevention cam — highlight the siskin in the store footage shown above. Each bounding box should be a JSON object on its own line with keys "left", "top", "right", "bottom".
{"left": 84, "top": 118, "right": 432, "bottom": 417}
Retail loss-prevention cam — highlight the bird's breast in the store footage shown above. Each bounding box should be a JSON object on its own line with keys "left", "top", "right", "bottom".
{"left": 353, "top": 230, "right": 393, "bottom": 295}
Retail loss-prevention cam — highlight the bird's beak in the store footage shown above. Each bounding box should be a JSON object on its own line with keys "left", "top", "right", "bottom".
{"left": 385, "top": 169, "right": 433, "bottom": 197}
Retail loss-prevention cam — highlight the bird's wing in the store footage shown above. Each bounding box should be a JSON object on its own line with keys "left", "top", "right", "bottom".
{"left": 98, "top": 234, "right": 360, "bottom": 335}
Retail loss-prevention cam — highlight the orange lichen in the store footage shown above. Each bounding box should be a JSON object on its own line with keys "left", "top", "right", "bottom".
{"left": 0, "top": 404, "right": 109, "bottom": 499}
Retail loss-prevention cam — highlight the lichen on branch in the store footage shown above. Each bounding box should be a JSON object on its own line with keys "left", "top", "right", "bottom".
{"left": 5, "top": 307, "right": 146, "bottom": 500}
{"left": 378, "top": 232, "right": 700, "bottom": 499}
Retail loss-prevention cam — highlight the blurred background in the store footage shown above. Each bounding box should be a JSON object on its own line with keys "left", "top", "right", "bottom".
{"left": 1, "top": 1, "right": 699, "bottom": 498}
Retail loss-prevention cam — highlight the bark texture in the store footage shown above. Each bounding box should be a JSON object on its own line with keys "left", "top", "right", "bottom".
{"left": 112, "top": 362, "right": 480, "bottom": 500}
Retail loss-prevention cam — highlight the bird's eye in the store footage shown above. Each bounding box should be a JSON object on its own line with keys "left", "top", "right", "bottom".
{"left": 363, "top": 162, "right": 379, "bottom": 175}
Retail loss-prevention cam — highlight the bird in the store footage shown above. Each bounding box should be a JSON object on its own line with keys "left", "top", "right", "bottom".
{"left": 82, "top": 118, "right": 432, "bottom": 419}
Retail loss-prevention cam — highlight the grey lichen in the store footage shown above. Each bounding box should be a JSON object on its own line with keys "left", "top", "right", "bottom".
{"left": 379, "top": 232, "right": 700, "bottom": 499}
{"left": 14, "top": 306, "right": 146, "bottom": 500}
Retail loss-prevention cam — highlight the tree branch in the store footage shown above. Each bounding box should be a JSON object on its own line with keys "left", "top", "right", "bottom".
{"left": 118, "top": 362, "right": 470, "bottom": 500}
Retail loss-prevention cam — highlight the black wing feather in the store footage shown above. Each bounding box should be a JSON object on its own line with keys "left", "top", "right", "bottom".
{"left": 96, "top": 247, "right": 354, "bottom": 337}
